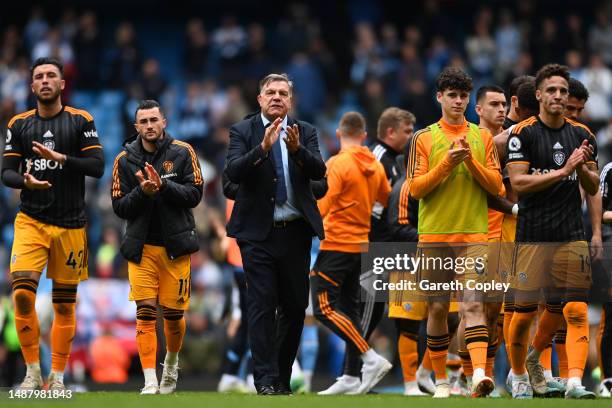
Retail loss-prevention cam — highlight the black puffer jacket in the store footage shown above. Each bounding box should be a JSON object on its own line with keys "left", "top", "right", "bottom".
{"left": 111, "top": 133, "right": 204, "bottom": 262}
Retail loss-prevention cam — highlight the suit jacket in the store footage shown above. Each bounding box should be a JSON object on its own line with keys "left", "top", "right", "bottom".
{"left": 225, "top": 113, "right": 326, "bottom": 241}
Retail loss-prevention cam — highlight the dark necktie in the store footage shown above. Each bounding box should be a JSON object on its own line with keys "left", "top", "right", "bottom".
{"left": 271, "top": 130, "right": 287, "bottom": 204}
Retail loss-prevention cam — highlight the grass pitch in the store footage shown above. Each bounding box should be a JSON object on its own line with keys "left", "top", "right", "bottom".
{"left": 2, "top": 392, "right": 611, "bottom": 408}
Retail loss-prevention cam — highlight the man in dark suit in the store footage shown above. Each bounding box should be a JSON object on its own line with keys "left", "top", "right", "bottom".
{"left": 225, "top": 73, "right": 326, "bottom": 395}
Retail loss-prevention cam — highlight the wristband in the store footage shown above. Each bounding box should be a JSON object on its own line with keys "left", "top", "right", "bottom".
{"left": 511, "top": 203, "right": 519, "bottom": 217}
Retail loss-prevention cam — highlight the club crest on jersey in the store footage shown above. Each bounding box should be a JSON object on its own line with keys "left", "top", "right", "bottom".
{"left": 508, "top": 136, "right": 521, "bottom": 151}
{"left": 43, "top": 140, "right": 55, "bottom": 151}
{"left": 163, "top": 161, "right": 174, "bottom": 173}
{"left": 553, "top": 151, "right": 565, "bottom": 166}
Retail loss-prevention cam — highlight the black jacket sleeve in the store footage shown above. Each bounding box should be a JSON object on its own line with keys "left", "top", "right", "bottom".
{"left": 64, "top": 147, "right": 105, "bottom": 178}
{"left": 222, "top": 169, "right": 239, "bottom": 200}
{"left": 225, "top": 124, "right": 270, "bottom": 184}
{"left": 289, "top": 124, "right": 326, "bottom": 180}
{"left": 159, "top": 147, "right": 204, "bottom": 208}
{"left": 310, "top": 176, "right": 328, "bottom": 199}
{"left": 111, "top": 154, "right": 150, "bottom": 220}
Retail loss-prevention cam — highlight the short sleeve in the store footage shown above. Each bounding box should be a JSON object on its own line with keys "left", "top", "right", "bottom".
{"left": 3, "top": 121, "right": 23, "bottom": 159}
{"left": 506, "top": 126, "right": 531, "bottom": 165}
{"left": 79, "top": 118, "right": 103, "bottom": 152}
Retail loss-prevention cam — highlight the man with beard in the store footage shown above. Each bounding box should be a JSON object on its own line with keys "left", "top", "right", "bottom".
{"left": 1, "top": 57, "right": 105, "bottom": 390}
{"left": 112, "top": 99, "right": 203, "bottom": 394}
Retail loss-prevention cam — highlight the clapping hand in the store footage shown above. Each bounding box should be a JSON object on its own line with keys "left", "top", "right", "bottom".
{"left": 261, "top": 117, "right": 283, "bottom": 152}
{"left": 135, "top": 163, "right": 161, "bottom": 196}
{"left": 284, "top": 124, "right": 300, "bottom": 154}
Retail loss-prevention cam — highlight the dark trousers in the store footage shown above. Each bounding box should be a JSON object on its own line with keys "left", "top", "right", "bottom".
{"left": 311, "top": 250, "right": 370, "bottom": 375}
{"left": 238, "top": 219, "right": 312, "bottom": 388}
{"left": 221, "top": 269, "right": 249, "bottom": 376}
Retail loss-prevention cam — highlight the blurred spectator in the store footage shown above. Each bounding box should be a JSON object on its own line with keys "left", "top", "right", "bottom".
{"left": 106, "top": 22, "right": 141, "bottom": 90}
{"left": 212, "top": 15, "right": 247, "bottom": 85}
{"left": 561, "top": 13, "right": 586, "bottom": 52}
{"left": 531, "top": 17, "right": 564, "bottom": 70}
{"left": 242, "top": 23, "right": 273, "bottom": 106}
{"left": 495, "top": 9, "right": 521, "bottom": 81}
{"left": 59, "top": 8, "right": 79, "bottom": 43}
{"left": 582, "top": 53, "right": 612, "bottom": 130}
{"left": 183, "top": 18, "right": 209, "bottom": 79}
{"left": 397, "top": 43, "right": 428, "bottom": 121}
{"left": 286, "top": 51, "right": 325, "bottom": 122}
{"left": 567, "top": 49, "right": 585, "bottom": 78}
{"left": 426, "top": 36, "right": 450, "bottom": 83}
{"left": 276, "top": 3, "right": 318, "bottom": 63}
{"left": 138, "top": 58, "right": 167, "bottom": 101}
{"left": 380, "top": 23, "right": 400, "bottom": 59}
{"left": 73, "top": 11, "right": 101, "bottom": 89}
{"left": 1, "top": 57, "right": 29, "bottom": 113}
{"left": 360, "top": 76, "right": 387, "bottom": 143}
{"left": 465, "top": 14, "right": 496, "bottom": 81}
{"left": 95, "top": 228, "right": 122, "bottom": 279}
{"left": 350, "top": 22, "right": 379, "bottom": 85}
{"left": 89, "top": 325, "right": 130, "bottom": 383}
{"left": 589, "top": 7, "right": 612, "bottom": 66}
{"left": 177, "top": 81, "right": 211, "bottom": 149}
{"left": 31, "top": 26, "right": 74, "bottom": 64}
{"left": 23, "top": 6, "right": 48, "bottom": 51}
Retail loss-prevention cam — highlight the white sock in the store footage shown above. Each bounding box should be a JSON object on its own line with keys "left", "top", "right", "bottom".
{"left": 144, "top": 368, "right": 158, "bottom": 385}
{"left": 164, "top": 352, "right": 179, "bottom": 366}
{"left": 435, "top": 378, "right": 449, "bottom": 385}
{"left": 417, "top": 365, "right": 432, "bottom": 377}
{"left": 26, "top": 363, "right": 41, "bottom": 373}
{"left": 514, "top": 373, "right": 528, "bottom": 382}
{"left": 473, "top": 368, "right": 485, "bottom": 379}
{"left": 567, "top": 376, "right": 582, "bottom": 390}
{"left": 405, "top": 380, "right": 418, "bottom": 387}
{"left": 50, "top": 370, "right": 64, "bottom": 383}
{"left": 543, "top": 369, "right": 553, "bottom": 382}
{"left": 508, "top": 369, "right": 515, "bottom": 377}
{"left": 361, "top": 348, "right": 378, "bottom": 364}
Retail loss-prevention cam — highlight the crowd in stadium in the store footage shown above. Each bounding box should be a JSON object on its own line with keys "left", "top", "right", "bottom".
{"left": 0, "top": 0, "right": 611, "bottom": 398}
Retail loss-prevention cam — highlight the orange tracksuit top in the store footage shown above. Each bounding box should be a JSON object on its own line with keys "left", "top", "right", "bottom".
{"left": 318, "top": 145, "right": 391, "bottom": 253}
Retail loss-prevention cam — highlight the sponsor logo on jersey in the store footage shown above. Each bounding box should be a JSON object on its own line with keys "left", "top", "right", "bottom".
{"left": 43, "top": 130, "right": 54, "bottom": 138}
{"left": 83, "top": 130, "right": 98, "bottom": 138}
{"left": 553, "top": 151, "right": 565, "bottom": 166}
{"left": 5, "top": 144, "right": 12, "bottom": 151}
{"left": 26, "top": 157, "right": 63, "bottom": 171}
{"left": 508, "top": 136, "right": 521, "bottom": 151}
{"left": 163, "top": 160, "right": 174, "bottom": 173}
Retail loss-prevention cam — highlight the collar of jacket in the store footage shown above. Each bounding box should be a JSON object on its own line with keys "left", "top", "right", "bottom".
{"left": 125, "top": 131, "right": 173, "bottom": 165}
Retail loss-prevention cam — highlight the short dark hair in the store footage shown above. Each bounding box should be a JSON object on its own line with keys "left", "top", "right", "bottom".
{"left": 516, "top": 80, "right": 539, "bottom": 113}
{"left": 535, "top": 64, "right": 570, "bottom": 89}
{"left": 30, "top": 57, "right": 64, "bottom": 79}
{"left": 476, "top": 85, "right": 505, "bottom": 103}
{"left": 436, "top": 67, "right": 473, "bottom": 93}
{"left": 568, "top": 78, "right": 589, "bottom": 102}
{"left": 135, "top": 99, "right": 164, "bottom": 120}
{"left": 339, "top": 111, "right": 366, "bottom": 137}
{"left": 508, "top": 75, "right": 534, "bottom": 97}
